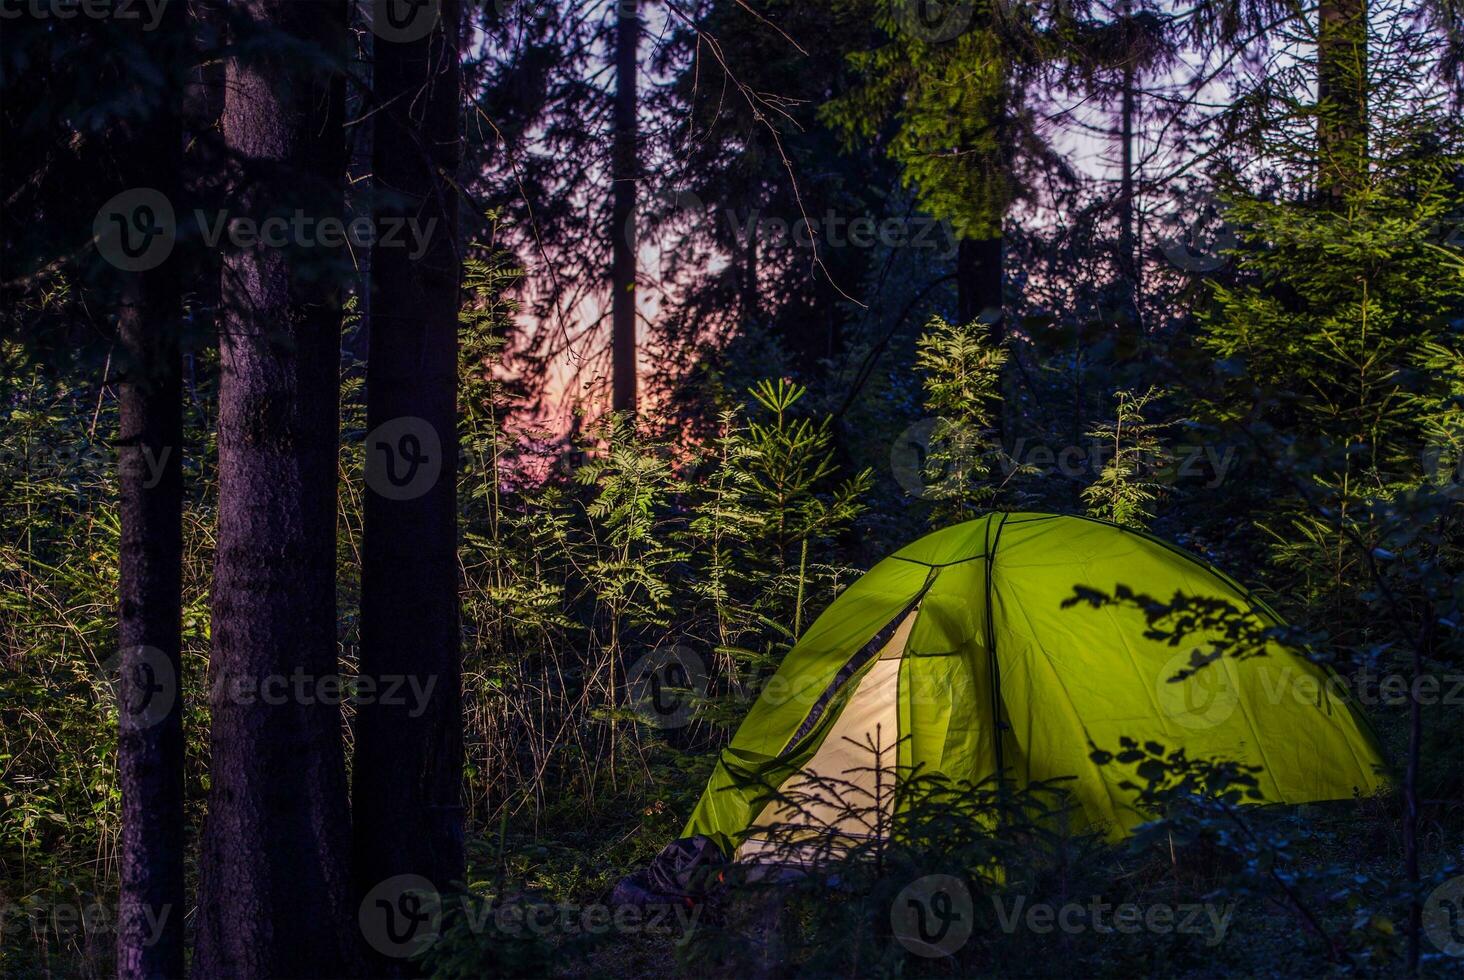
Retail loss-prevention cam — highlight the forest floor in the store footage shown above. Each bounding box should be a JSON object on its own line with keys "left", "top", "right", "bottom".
{"left": 443, "top": 726, "right": 1464, "bottom": 979}
{"left": 4, "top": 677, "right": 1460, "bottom": 977}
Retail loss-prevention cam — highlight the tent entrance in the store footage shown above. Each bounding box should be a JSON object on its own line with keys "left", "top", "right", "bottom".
{"left": 736, "top": 609, "right": 919, "bottom": 863}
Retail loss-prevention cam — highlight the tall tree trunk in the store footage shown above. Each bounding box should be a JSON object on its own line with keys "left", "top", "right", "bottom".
{"left": 194, "top": 2, "right": 356, "bottom": 976}
{"left": 1320, "top": 4, "right": 1406, "bottom": 971}
{"left": 957, "top": 76, "right": 1007, "bottom": 340}
{"left": 353, "top": 0, "right": 465, "bottom": 970}
{"left": 184, "top": 0, "right": 227, "bottom": 407}
{"left": 1117, "top": 40, "right": 1140, "bottom": 323}
{"left": 1316, "top": 0, "right": 1368, "bottom": 198}
{"left": 957, "top": 234, "right": 1006, "bottom": 452}
{"left": 116, "top": 9, "right": 187, "bottom": 975}
{"left": 117, "top": 275, "right": 186, "bottom": 980}
{"left": 741, "top": 221, "right": 759, "bottom": 327}
{"left": 611, "top": 0, "right": 640, "bottom": 413}
{"left": 116, "top": 268, "right": 186, "bottom": 980}
{"left": 345, "top": 3, "right": 375, "bottom": 366}
{"left": 956, "top": 236, "right": 1003, "bottom": 336}
{"left": 1317, "top": 0, "right": 1412, "bottom": 969}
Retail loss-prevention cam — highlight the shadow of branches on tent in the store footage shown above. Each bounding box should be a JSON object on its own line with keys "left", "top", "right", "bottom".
{"left": 1062, "top": 584, "right": 1329, "bottom": 678}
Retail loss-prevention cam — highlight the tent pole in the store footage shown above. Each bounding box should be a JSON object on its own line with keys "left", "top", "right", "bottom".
{"left": 984, "top": 513, "right": 1011, "bottom": 787}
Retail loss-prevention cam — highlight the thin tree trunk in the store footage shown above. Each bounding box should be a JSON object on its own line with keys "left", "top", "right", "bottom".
{"left": 1318, "top": 2, "right": 1402, "bottom": 970}
{"left": 1316, "top": 0, "right": 1368, "bottom": 198}
{"left": 611, "top": 0, "right": 640, "bottom": 413}
{"left": 956, "top": 236, "right": 1003, "bottom": 335}
{"left": 353, "top": 1, "right": 465, "bottom": 970}
{"left": 194, "top": 2, "right": 356, "bottom": 975}
{"left": 956, "top": 90, "right": 1011, "bottom": 452}
{"left": 957, "top": 79, "right": 1007, "bottom": 340}
{"left": 345, "top": 3, "right": 374, "bottom": 366}
{"left": 957, "top": 233, "right": 1006, "bottom": 453}
{"left": 741, "top": 221, "right": 759, "bottom": 326}
{"left": 117, "top": 281, "right": 186, "bottom": 980}
{"left": 183, "top": 0, "right": 227, "bottom": 419}
{"left": 116, "top": 9, "right": 187, "bottom": 974}
{"left": 1118, "top": 36, "right": 1140, "bottom": 324}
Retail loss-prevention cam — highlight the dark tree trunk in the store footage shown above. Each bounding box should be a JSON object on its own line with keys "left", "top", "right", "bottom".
{"left": 116, "top": 3, "right": 189, "bottom": 975}
{"left": 353, "top": 0, "right": 465, "bottom": 970}
{"left": 194, "top": 2, "right": 357, "bottom": 976}
{"left": 957, "top": 76, "right": 1007, "bottom": 339}
{"left": 117, "top": 259, "right": 186, "bottom": 980}
{"left": 957, "top": 234, "right": 1007, "bottom": 451}
{"left": 1316, "top": 0, "right": 1368, "bottom": 198}
{"left": 741, "top": 222, "right": 759, "bottom": 326}
{"left": 116, "top": 10, "right": 187, "bottom": 975}
{"left": 1117, "top": 47, "right": 1139, "bottom": 323}
{"left": 956, "top": 236, "right": 1003, "bottom": 337}
{"left": 183, "top": 0, "right": 227, "bottom": 394}
{"left": 345, "top": 3, "right": 375, "bottom": 366}
{"left": 956, "top": 88, "right": 1010, "bottom": 450}
{"left": 611, "top": 0, "right": 640, "bottom": 413}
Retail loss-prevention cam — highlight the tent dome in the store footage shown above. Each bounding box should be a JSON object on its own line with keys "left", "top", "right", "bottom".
{"left": 683, "top": 512, "right": 1387, "bottom": 859}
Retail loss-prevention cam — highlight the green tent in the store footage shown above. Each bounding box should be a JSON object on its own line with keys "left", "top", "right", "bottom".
{"left": 684, "top": 513, "right": 1386, "bottom": 860}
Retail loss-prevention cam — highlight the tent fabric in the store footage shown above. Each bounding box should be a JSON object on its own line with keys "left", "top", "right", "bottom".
{"left": 739, "top": 651, "right": 903, "bottom": 857}
{"left": 683, "top": 512, "right": 1388, "bottom": 858}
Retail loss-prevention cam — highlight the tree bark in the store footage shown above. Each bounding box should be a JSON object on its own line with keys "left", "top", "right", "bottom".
{"left": 353, "top": 0, "right": 465, "bottom": 971}
{"left": 1316, "top": 0, "right": 1368, "bottom": 198}
{"left": 611, "top": 0, "right": 640, "bottom": 413}
{"left": 345, "top": 4, "right": 375, "bottom": 366}
{"left": 114, "top": 11, "right": 187, "bottom": 972}
{"left": 194, "top": 2, "right": 357, "bottom": 976}
{"left": 741, "top": 220, "right": 759, "bottom": 327}
{"left": 1117, "top": 40, "right": 1140, "bottom": 324}
{"left": 116, "top": 9, "right": 187, "bottom": 975}
{"left": 117, "top": 252, "right": 186, "bottom": 980}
